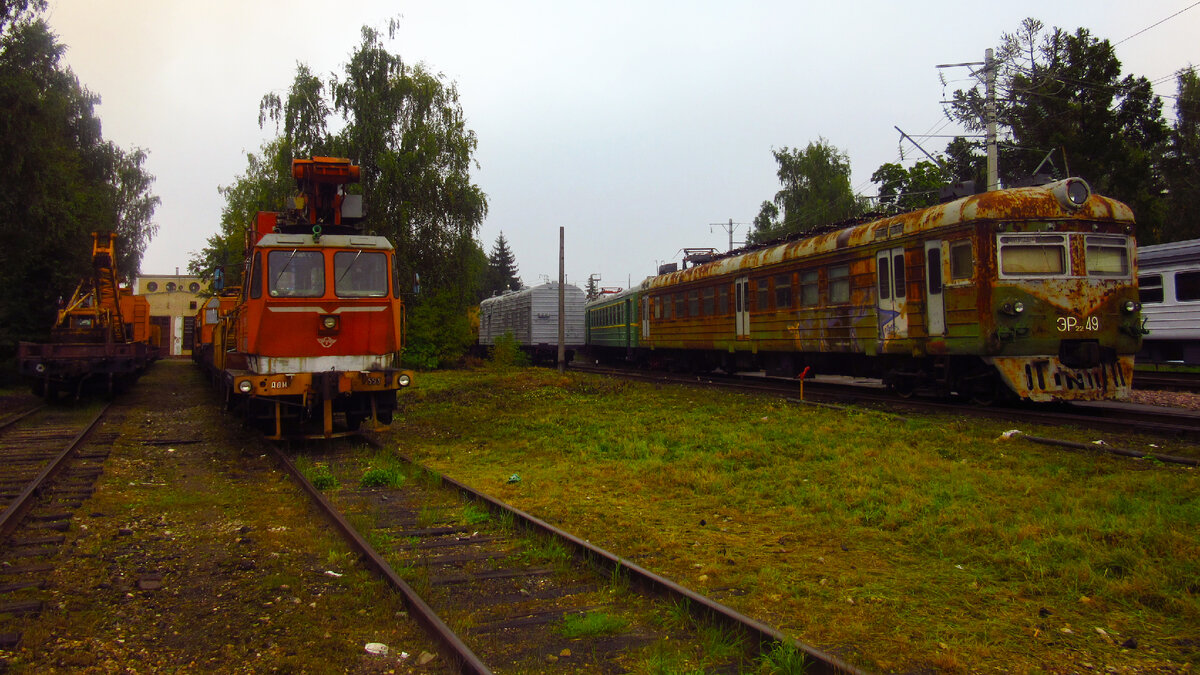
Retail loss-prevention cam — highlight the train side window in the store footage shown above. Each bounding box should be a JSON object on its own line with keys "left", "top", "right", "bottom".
{"left": 688, "top": 290, "right": 699, "bottom": 317}
{"left": 249, "top": 252, "right": 263, "bottom": 299}
{"left": 703, "top": 287, "right": 715, "bottom": 316}
{"left": 655, "top": 296, "right": 663, "bottom": 319}
{"left": 717, "top": 285, "right": 729, "bottom": 315}
{"left": 756, "top": 278, "right": 770, "bottom": 311}
{"left": 799, "top": 271, "right": 818, "bottom": 305}
{"left": 893, "top": 253, "right": 906, "bottom": 298}
{"left": 1177, "top": 271, "right": 1200, "bottom": 302}
{"left": 675, "top": 293, "right": 686, "bottom": 318}
{"left": 949, "top": 241, "right": 973, "bottom": 280}
{"left": 1138, "top": 275, "right": 1162, "bottom": 304}
{"left": 774, "top": 274, "right": 792, "bottom": 308}
{"left": 877, "top": 257, "right": 891, "bottom": 300}
{"left": 829, "top": 265, "right": 850, "bottom": 303}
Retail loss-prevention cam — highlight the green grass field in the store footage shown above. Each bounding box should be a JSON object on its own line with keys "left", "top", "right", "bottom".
{"left": 382, "top": 366, "right": 1200, "bottom": 673}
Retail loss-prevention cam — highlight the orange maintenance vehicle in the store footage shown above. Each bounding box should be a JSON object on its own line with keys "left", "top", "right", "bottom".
{"left": 195, "top": 156, "right": 412, "bottom": 438}
{"left": 17, "top": 231, "right": 158, "bottom": 399}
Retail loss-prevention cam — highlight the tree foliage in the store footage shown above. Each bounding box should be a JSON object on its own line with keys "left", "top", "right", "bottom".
{"left": 946, "top": 18, "right": 1172, "bottom": 239}
{"left": 192, "top": 21, "right": 489, "bottom": 366}
{"left": 0, "top": 3, "right": 158, "bottom": 352}
{"left": 870, "top": 160, "right": 946, "bottom": 213}
{"left": 1164, "top": 67, "right": 1200, "bottom": 242}
{"left": 749, "top": 139, "right": 864, "bottom": 244}
{"left": 482, "top": 232, "right": 521, "bottom": 298}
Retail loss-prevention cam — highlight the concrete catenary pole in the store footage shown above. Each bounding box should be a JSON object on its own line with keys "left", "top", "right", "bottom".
{"left": 557, "top": 226, "right": 565, "bottom": 374}
{"left": 985, "top": 48, "right": 998, "bottom": 192}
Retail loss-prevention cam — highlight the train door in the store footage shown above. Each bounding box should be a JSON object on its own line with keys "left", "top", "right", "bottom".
{"left": 624, "top": 298, "right": 632, "bottom": 347}
{"left": 641, "top": 297, "right": 649, "bottom": 339}
{"left": 924, "top": 240, "right": 946, "bottom": 336}
{"left": 734, "top": 277, "right": 750, "bottom": 338}
{"left": 876, "top": 247, "right": 908, "bottom": 339}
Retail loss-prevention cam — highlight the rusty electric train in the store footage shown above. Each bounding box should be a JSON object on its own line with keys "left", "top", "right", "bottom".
{"left": 585, "top": 178, "right": 1144, "bottom": 403}
{"left": 193, "top": 157, "right": 412, "bottom": 438}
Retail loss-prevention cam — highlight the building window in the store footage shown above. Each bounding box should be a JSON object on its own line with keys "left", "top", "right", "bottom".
{"left": 189, "top": 282, "right": 200, "bottom": 293}
{"left": 146, "top": 281, "right": 158, "bottom": 292}
{"left": 189, "top": 301, "right": 197, "bottom": 310}
{"left": 166, "top": 282, "right": 176, "bottom": 292}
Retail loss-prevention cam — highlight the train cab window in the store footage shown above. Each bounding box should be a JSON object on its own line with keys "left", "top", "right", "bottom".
{"left": 800, "top": 271, "right": 819, "bottom": 305}
{"left": 755, "top": 279, "right": 769, "bottom": 311}
{"left": 717, "top": 285, "right": 729, "bottom": 315}
{"left": 774, "top": 274, "right": 792, "bottom": 308}
{"left": 249, "top": 252, "right": 263, "bottom": 299}
{"left": 703, "top": 287, "right": 715, "bottom": 316}
{"left": 1085, "top": 235, "right": 1130, "bottom": 277}
{"left": 1178, "top": 271, "right": 1200, "bottom": 302}
{"left": 335, "top": 251, "right": 388, "bottom": 297}
{"left": 269, "top": 250, "right": 325, "bottom": 298}
{"left": 998, "top": 234, "right": 1066, "bottom": 277}
{"left": 949, "top": 241, "right": 973, "bottom": 281}
{"left": 829, "top": 265, "right": 850, "bottom": 303}
{"left": 1138, "top": 274, "right": 1163, "bottom": 304}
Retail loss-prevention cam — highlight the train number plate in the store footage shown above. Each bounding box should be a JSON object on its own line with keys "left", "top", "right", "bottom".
{"left": 1056, "top": 316, "right": 1099, "bottom": 332}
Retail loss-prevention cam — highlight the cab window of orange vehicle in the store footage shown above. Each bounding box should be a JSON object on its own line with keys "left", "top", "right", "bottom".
{"left": 269, "top": 250, "right": 324, "bottom": 297}
{"left": 334, "top": 251, "right": 388, "bottom": 297}
{"left": 248, "top": 252, "right": 263, "bottom": 299}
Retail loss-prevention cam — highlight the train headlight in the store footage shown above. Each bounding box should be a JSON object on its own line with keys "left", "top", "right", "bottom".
{"left": 1122, "top": 300, "right": 1140, "bottom": 313}
{"left": 1012, "top": 301, "right": 1025, "bottom": 314}
{"left": 237, "top": 379, "right": 253, "bottom": 393}
{"left": 318, "top": 314, "right": 340, "bottom": 335}
{"left": 397, "top": 373, "right": 411, "bottom": 387}
{"left": 1051, "top": 177, "right": 1092, "bottom": 210}
{"left": 1000, "top": 301, "right": 1025, "bottom": 316}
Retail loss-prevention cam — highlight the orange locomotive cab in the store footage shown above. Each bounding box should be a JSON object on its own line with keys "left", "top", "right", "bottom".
{"left": 214, "top": 157, "right": 412, "bottom": 438}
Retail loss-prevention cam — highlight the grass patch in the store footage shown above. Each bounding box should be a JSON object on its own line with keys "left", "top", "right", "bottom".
{"left": 560, "top": 610, "right": 629, "bottom": 638}
{"left": 294, "top": 456, "right": 339, "bottom": 490}
{"left": 384, "top": 367, "right": 1200, "bottom": 672}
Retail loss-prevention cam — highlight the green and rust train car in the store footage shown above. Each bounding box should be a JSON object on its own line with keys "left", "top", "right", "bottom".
{"left": 624, "top": 178, "right": 1141, "bottom": 403}
{"left": 584, "top": 287, "right": 642, "bottom": 360}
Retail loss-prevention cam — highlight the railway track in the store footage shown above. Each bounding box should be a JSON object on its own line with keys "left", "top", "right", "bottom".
{"left": 1133, "top": 369, "right": 1200, "bottom": 392}
{"left": 270, "top": 436, "right": 867, "bottom": 674}
{"left": 0, "top": 403, "right": 119, "bottom": 652}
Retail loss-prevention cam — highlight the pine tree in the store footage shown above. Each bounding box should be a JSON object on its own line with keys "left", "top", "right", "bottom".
{"left": 484, "top": 232, "right": 520, "bottom": 297}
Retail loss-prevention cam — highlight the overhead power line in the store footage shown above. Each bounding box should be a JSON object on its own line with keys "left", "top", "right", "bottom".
{"left": 1114, "top": 1, "right": 1200, "bottom": 47}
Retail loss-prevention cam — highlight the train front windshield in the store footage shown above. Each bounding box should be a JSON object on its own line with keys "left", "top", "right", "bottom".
{"left": 997, "top": 233, "right": 1132, "bottom": 279}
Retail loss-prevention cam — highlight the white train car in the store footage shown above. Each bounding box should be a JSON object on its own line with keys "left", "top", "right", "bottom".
{"left": 1137, "top": 238, "right": 1200, "bottom": 364}
{"left": 479, "top": 282, "right": 586, "bottom": 363}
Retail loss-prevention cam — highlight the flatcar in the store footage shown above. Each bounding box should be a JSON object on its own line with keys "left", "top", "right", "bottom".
{"left": 1136, "top": 237, "right": 1200, "bottom": 365}
{"left": 478, "top": 282, "right": 586, "bottom": 364}
{"left": 17, "top": 231, "right": 158, "bottom": 399}
{"left": 197, "top": 156, "right": 412, "bottom": 438}
{"left": 593, "top": 178, "right": 1142, "bottom": 403}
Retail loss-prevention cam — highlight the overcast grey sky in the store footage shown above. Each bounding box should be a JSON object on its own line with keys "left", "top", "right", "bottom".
{"left": 46, "top": 1, "right": 1200, "bottom": 290}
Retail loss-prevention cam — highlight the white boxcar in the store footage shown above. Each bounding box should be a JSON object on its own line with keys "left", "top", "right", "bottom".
{"left": 479, "top": 282, "right": 586, "bottom": 362}
{"left": 1137, "top": 238, "right": 1200, "bottom": 364}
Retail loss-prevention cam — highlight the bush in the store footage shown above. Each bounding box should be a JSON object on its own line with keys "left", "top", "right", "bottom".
{"left": 489, "top": 331, "right": 529, "bottom": 367}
